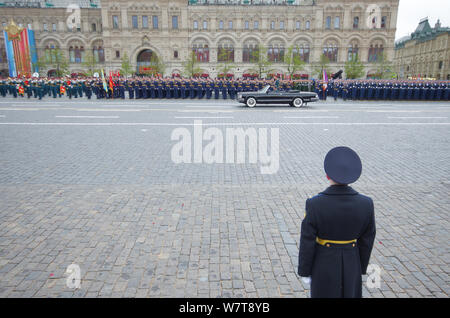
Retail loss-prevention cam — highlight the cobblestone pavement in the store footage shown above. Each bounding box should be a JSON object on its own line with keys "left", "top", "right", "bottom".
{"left": 0, "top": 98, "right": 449, "bottom": 298}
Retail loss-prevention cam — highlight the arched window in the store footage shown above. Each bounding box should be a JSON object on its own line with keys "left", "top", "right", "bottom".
{"left": 69, "top": 45, "right": 84, "bottom": 63}
{"left": 325, "top": 16, "right": 331, "bottom": 29}
{"left": 69, "top": 46, "right": 75, "bottom": 63}
{"left": 192, "top": 40, "right": 209, "bottom": 62}
{"left": 293, "top": 42, "right": 310, "bottom": 63}
{"left": 268, "top": 41, "right": 285, "bottom": 63}
{"left": 218, "top": 40, "right": 234, "bottom": 62}
{"left": 381, "top": 16, "right": 387, "bottom": 28}
{"left": 334, "top": 16, "right": 340, "bottom": 29}
{"left": 347, "top": 41, "right": 359, "bottom": 61}
{"left": 368, "top": 41, "right": 384, "bottom": 62}
{"left": 45, "top": 44, "right": 58, "bottom": 63}
{"left": 353, "top": 17, "right": 359, "bottom": 29}
{"left": 243, "top": 41, "right": 259, "bottom": 63}
{"left": 92, "top": 41, "right": 105, "bottom": 63}
{"left": 75, "top": 46, "right": 84, "bottom": 63}
{"left": 93, "top": 42, "right": 105, "bottom": 63}
{"left": 323, "top": 41, "right": 338, "bottom": 62}
{"left": 91, "top": 23, "right": 97, "bottom": 32}
{"left": 305, "top": 20, "right": 310, "bottom": 30}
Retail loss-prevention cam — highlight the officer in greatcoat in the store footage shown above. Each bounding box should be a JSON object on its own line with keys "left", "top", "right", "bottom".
{"left": 298, "top": 146, "right": 376, "bottom": 298}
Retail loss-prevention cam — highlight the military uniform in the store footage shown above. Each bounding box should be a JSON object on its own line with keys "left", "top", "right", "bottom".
{"left": 299, "top": 186, "right": 376, "bottom": 298}
{"left": 298, "top": 147, "right": 376, "bottom": 298}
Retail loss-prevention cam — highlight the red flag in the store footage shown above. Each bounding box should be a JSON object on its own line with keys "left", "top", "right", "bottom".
{"left": 60, "top": 85, "right": 66, "bottom": 95}
{"left": 109, "top": 72, "right": 115, "bottom": 93}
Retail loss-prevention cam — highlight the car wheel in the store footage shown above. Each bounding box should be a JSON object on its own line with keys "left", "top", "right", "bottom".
{"left": 246, "top": 97, "right": 257, "bottom": 108}
{"left": 292, "top": 97, "right": 304, "bottom": 108}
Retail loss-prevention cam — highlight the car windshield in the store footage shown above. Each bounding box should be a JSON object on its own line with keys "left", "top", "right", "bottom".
{"left": 258, "top": 85, "right": 271, "bottom": 94}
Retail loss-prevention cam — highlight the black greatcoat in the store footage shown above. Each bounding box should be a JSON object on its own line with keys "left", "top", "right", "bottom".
{"left": 298, "top": 185, "right": 376, "bottom": 298}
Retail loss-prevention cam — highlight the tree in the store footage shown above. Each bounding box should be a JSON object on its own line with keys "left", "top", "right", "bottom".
{"left": 344, "top": 56, "right": 365, "bottom": 79}
{"left": 284, "top": 45, "right": 306, "bottom": 78}
{"left": 182, "top": 51, "right": 202, "bottom": 78}
{"left": 375, "top": 53, "right": 395, "bottom": 79}
{"left": 217, "top": 49, "right": 235, "bottom": 76}
{"left": 150, "top": 54, "right": 166, "bottom": 76}
{"left": 120, "top": 53, "right": 134, "bottom": 77}
{"left": 37, "top": 47, "right": 69, "bottom": 77}
{"left": 313, "top": 54, "right": 330, "bottom": 79}
{"left": 82, "top": 51, "right": 99, "bottom": 77}
{"left": 249, "top": 45, "right": 273, "bottom": 79}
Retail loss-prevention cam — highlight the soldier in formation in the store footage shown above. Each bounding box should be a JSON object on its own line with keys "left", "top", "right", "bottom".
{"left": 1, "top": 76, "right": 449, "bottom": 101}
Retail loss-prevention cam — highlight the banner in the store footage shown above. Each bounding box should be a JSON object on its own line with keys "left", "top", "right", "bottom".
{"left": 109, "top": 71, "right": 114, "bottom": 93}
{"left": 27, "top": 29, "right": 38, "bottom": 73}
{"left": 3, "top": 21, "right": 38, "bottom": 77}
{"left": 101, "top": 69, "right": 108, "bottom": 92}
{"left": 323, "top": 69, "right": 328, "bottom": 90}
{"left": 3, "top": 31, "right": 16, "bottom": 77}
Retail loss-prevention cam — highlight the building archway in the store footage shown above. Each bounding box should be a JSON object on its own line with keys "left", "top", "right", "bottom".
{"left": 136, "top": 49, "right": 158, "bottom": 75}
{"left": 0, "top": 69, "right": 9, "bottom": 78}
{"left": 47, "top": 69, "right": 57, "bottom": 77}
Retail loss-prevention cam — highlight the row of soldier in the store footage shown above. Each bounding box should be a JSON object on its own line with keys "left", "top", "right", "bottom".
{"left": 1, "top": 77, "right": 449, "bottom": 101}
{"left": 323, "top": 80, "right": 450, "bottom": 101}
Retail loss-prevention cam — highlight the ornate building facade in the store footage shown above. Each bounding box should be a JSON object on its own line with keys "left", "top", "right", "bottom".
{"left": 394, "top": 18, "right": 450, "bottom": 80}
{"left": 1, "top": 0, "right": 399, "bottom": 78}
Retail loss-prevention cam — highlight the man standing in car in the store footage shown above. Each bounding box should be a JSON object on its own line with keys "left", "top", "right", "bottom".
{"left": 298, "top": 147, "right": 376, "bottom": 298}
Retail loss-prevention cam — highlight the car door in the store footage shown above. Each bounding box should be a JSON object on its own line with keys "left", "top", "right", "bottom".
{"left": 261, "top": 90, "right": 284, "bottom": 103}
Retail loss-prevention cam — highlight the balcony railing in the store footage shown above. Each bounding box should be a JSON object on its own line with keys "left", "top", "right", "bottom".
{"left": 188, "top": 0, "right": 314, "bottom": 6}
{"left": 0, "top": 0, "right": 100, "bottom": 8}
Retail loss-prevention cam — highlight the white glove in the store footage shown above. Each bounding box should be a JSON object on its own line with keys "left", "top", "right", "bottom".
{"left": 301, "top": 277, "right": 311, "bottom": 285}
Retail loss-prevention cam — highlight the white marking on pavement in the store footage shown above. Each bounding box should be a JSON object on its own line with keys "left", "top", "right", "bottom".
{"left": 174, "top": 116, "right": 234, "bottom": 119}
{"left": 367, "top": 110, "right": 423, "bottom": 113}
{"left": 185, "top": 106, "right": 231, "bottom": 108}
{"left": 177, "top": 110, "right": 234, "bottom": 113}
{"left": 388, "top": 117, "right": 448, "bottom": 119}
{"left": 55, "top": 115, "right": 120, "bottom": 119}
{"left": 284, "top": 116, "right": 339, "bottom": 119}
{"left": 76, "top": 109, "right": 142, "bottom": 112}
{"left": 274, "top": 110, "right": 330, "bottom": 113}
{"left": 0, "top": 108, "right": 40, "bottom": 111}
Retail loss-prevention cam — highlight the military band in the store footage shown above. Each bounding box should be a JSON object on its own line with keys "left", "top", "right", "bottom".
{"left": 1, "top": 76, "right": 449, "bottom": 101}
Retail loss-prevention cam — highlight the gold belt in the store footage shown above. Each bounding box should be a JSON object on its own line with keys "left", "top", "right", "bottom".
{"left": 316, "top": 237, "right": 357, "bottom": 246}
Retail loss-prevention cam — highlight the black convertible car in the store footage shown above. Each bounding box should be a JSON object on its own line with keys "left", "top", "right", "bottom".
{"left": 237, "top": 85, "right": 319, "bottom": 108}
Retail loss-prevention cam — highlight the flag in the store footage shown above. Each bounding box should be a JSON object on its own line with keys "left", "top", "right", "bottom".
{"left": 109, "top": 71, "right": 115, "bottom": 93}
{"left": 60, "top": 85, "right": 66, "bottom": 95}
{"left": 101, "top": 69, "right": 108, "bottom": 92}
{"left": 323, "top": 69, "right": 328, "bottom": 90}
{"left": 18, "top": 85, "right": 24, "bottom": 95}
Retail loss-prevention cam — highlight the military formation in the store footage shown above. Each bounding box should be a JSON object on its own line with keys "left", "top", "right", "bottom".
{"left": 1, "top": 76, "right": 449, "bottom": 101}
{"left": 325, "top": 79, "right": 450, "bottom": 101}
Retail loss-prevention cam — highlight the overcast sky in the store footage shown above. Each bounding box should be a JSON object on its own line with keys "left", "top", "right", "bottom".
{"left": 396, "top": 0, "right": 450, "bottom": 39}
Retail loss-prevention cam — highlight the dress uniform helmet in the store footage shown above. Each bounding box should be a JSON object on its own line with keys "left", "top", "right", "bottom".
{"left": 324, "top": 146, "right": 362, "bottom": 185}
